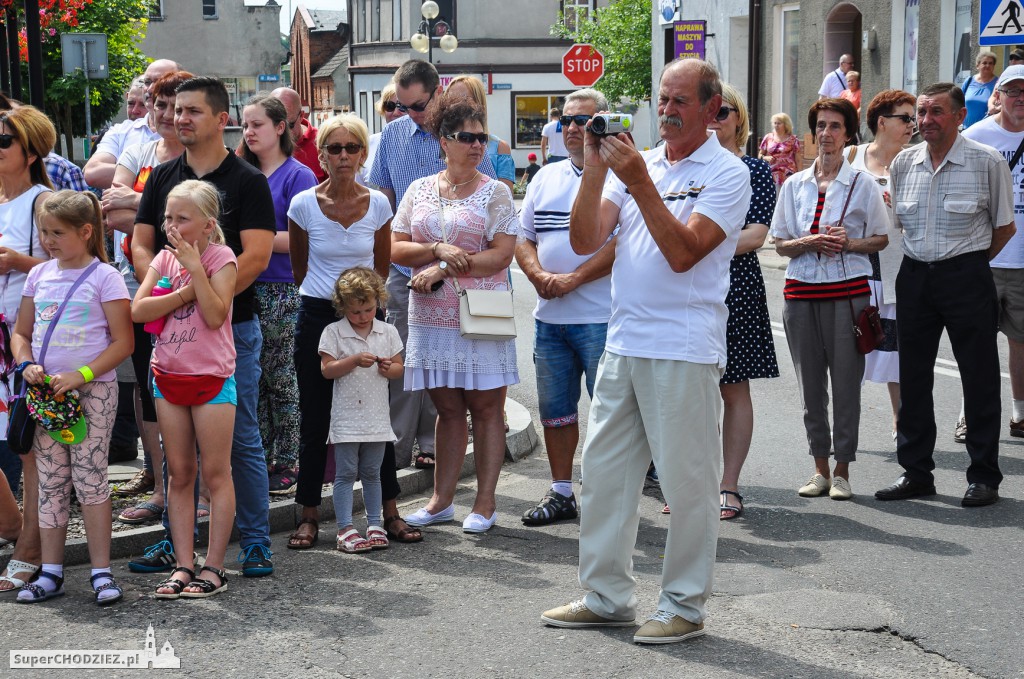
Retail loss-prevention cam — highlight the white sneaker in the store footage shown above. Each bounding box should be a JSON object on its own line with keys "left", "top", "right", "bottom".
{"left": 798, "top": 473, "right": 831, "bottom": 497}
{"left": 829, "top": 476, "right": 853, "bottom": 500}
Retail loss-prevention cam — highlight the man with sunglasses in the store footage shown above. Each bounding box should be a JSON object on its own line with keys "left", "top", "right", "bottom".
{"left": 875, "top": 82, "right": 1015, "bottom": 508}
{"left": 367, "top": 59, "right": 496, "bottom": 478}
{"left": 516, "top": 88, "right": 614, "bottom": 528}
{"left": 542, "top": 59, "right": 750, "bottom": 644}
{"left": 84, "top": 59, "right": 179, "bottom": 190}
{"left": 271, "top": 87, "right": 326, "bottom": 182}
{"left": 959, "top": 66, "right": 1024, "bottom": 448}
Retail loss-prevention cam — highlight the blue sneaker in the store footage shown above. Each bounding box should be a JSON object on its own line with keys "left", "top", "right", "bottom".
{"left": 238, "top": 544, "right": 274, "bottom": 577}
{"left": 128, "top": 540, "right": 175, "bottom": 573}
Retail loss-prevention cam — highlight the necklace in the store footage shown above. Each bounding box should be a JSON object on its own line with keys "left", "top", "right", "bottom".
{"left": 442, "top": 170, "right": 479, "bottom": 199}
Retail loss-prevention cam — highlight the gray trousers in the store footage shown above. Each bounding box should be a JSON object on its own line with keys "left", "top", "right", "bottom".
{"left": 386, "top": 270, "right": 437, "bottom": 468}
{"left": 332, "top": 441, "right": 386, "bottom": 529}
{"left": 782, "top": 297, "right": 867, "bottom": 462}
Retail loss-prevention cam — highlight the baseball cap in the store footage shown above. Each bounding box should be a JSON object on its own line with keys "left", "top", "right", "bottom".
{"left": 1011, "top": 50, "right": 1024, "bottom": 62}
{"left": 527, "top": 152, "right": 537, "bottom": 161}
{"left": 997, "top": 64, "right": 1024, "bottom": 88}
{"left": 26, "top": 379, "right": 87, "bottom": 445}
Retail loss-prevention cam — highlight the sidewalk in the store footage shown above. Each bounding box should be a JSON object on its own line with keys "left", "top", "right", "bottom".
{"left": 0, "top": 398, "right": 539, "bottom": 568}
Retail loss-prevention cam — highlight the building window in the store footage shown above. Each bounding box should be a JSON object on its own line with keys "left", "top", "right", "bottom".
{"left": 371, "top": 0, "right": 381, "bottom": 41}
{"left": 562, "top": 0, "right": 593, "bottom": 33}
{"left": 778, "top": 6, "right": 800, "bottom": 127}
{"left": 392, "top": 0, "right": 402, "bottom": 40}
{"left": 433, "top": 0, "right": 456, "bottom": 36}
{"left": 360, "top": 91, "right": 370, "bottom": 130}
{"left": 371, "top": 90, "right": 382, "bottom": 133}
{"left": 358, "top": 0, "right": 367, "bottom": 42}
{"left": 202, "top": 0, "right": 217, "bottom": 20}
{"left": 148, "top": 0, "right": 164, "bottom": 19}
{"left": 514, "top": 94, "right": 565, "bottom": 149}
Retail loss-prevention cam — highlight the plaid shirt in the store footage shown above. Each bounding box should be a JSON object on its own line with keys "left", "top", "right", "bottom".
{"left": 45, "top": 153, "right": 88, "bottom": 192}
{"left": 890, "top": 135, "right": 1015, "bottom": 262}
{"left": 368, "top": 114, "right": 496, "bottom": 276}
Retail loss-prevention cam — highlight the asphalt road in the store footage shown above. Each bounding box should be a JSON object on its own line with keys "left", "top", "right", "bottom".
{"left": 1, "top": 254, "right": 1022, "bottom": 678}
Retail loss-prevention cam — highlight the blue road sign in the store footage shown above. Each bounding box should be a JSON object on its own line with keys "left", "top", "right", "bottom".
{"left": 981, "top": 0, "right": 1024, "bottom": 45}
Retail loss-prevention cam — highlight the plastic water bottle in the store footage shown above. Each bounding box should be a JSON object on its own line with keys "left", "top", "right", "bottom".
{"left": 143, "top": 277, "right": 174, "bottom": 335}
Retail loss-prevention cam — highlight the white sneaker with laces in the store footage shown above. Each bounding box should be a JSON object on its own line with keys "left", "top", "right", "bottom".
{"left": 797, "top": 473, "right": 830, "bottom": 497}
{"left": 829, "top": 476, "right": 853, "bottom": 500}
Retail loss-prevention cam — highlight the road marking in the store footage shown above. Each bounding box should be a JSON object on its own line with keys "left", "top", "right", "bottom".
{"left": 768, "top": 321, "right": 1010, "bottom": 381}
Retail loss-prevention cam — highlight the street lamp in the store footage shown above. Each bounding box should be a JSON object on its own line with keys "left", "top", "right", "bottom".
{"left": 410, "top": 0, "right": 457, "bottom": 63}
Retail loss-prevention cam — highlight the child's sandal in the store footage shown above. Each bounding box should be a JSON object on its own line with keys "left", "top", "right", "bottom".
{"left": 180, "top": 565, "right": 228, "bottom": 598}
{"left": 366, "top": 526, "right": 389, "bottom": 550}
{"left": 154, "top": 567, "right": 194, "bottom": 600}
{"left": 91, "top": 572, "right": 123, "bottom": 606}
{"left": 15, "top": 571, "right": 64, "bottom": 603}
{"left": 337, "top": 528, "right": 371, "bottom": 553}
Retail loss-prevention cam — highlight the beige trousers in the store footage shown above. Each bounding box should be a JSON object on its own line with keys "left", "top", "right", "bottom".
{"left": 579, "top": 352, "right": 722, "bottom": 624}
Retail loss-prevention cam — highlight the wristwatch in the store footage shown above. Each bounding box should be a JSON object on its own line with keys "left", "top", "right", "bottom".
{"left": 438, "top": 260, "right": 448, "bottom": 273}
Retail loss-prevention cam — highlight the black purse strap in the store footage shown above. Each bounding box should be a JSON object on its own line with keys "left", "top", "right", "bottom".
{"left": 1009, "top": 134, "right": 1024, "bottom": 171}
{"left": 17, "top": 260, "right": 101, "bottom": 398}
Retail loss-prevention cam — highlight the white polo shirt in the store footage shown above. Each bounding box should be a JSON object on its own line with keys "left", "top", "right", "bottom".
{"left": 520, "top": 160, "right": 612, "bottom": 324}
{"left": 602, "top": 135, "right": 750, "bottom": 366}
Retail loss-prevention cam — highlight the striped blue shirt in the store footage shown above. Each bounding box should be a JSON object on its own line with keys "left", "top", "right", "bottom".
{"left": 368, "top": 114, "right": 496, "bottom": 277}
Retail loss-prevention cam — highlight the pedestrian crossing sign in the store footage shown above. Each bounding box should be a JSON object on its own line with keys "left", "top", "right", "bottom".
{"left": 981, "top": 0, "right": 1024, "bottom": 45}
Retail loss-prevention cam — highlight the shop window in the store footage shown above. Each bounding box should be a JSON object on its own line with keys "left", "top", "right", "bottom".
{"left": 514, "top": 94, "right": 566, "bottom": 149}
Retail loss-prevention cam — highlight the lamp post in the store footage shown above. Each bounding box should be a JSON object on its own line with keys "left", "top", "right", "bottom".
{"left": 410, "top": 0, "right": 457, "bottom": 63}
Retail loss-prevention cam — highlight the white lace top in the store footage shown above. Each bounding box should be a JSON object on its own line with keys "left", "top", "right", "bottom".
{"left": 393, "top": 174, "right": 521, "bottom": 375}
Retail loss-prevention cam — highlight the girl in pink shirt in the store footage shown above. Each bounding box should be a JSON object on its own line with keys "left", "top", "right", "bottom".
{"left": 132, "top": 180, "right": 237, "bottom": 600}
{"left": 11, "top": 191, "right": 133, "bottom": 605}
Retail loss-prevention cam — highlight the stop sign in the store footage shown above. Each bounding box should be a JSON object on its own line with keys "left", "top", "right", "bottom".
{"left": 562, "top": 43, "right": 604, "bottom": 87}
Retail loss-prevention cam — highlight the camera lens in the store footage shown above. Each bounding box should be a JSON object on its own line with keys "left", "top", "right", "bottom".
{"left": 590, "top": 116, "right": 607, "bottom": 135}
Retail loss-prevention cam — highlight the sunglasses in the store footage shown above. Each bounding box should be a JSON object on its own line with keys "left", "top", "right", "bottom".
{"left": 446, "top": 132, "right": 489, "bottom": 145}
{"left": 880, "top": 113, "right": 917, "bottom": 125}
{"left": 395, "top": 91, "right": 434, "bottom": 113}
{"left": 0, "top": 134, "right": 14, "bottom": 150}
{"left": 559, "top": 114, "right": 592, "bottom": 127}
{"left": 322, "top": 143, "right": 364, "bottom": 156}
{"left": 383, "top": 100, "right": 399, "bottom": 113}
{"left": 716, "top": 106, "right": 739, "bottom": 122}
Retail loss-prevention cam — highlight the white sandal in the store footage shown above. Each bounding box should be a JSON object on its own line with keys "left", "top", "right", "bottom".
{"left": 0, "top": 559, "right": 40, "bottom": 593}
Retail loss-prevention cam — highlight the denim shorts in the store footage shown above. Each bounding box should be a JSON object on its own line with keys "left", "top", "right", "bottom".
{"left": 534, "top": 320, "right": 607, "bottom": 427}
{"left": 153, "top": 374, "right": 238, "bottom": 406}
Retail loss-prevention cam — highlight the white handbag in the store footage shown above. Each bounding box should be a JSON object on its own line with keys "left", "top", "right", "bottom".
{"left": 436, "top": 179, "right": 517, "bottom": 341}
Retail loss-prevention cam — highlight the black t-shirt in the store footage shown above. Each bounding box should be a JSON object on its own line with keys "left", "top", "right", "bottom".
{"left": 525, "top": 163, "right": 541, "bottom": 184}
{"left": 136, "top": 149, "right": 276, "bottom": 324}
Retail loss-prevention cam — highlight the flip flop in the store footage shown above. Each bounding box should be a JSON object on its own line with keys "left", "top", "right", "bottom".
{"left": 0, "top": 559, "right": 40, "bottom": 592}
{"left": 118, "top": 500, "right": 164, "bottom": 525}
{"left": 414, "top": 452, "right": 436, "bottom": 469}
{"left": 197, "top": 503, "right": 211, "bottom": 519}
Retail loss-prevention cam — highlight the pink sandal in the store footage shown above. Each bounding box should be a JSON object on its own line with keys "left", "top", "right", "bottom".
{"left": 337, "top": 529, "right": 371, "bottom": 554}
{"left": 366, "top": 526, "right": 389, "bottom": 550}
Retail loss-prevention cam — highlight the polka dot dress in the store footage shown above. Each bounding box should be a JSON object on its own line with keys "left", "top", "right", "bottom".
{"left": 721, "top": 157, "right": 780, "bottom": 385}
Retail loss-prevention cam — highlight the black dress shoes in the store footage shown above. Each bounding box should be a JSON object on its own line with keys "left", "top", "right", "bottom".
{"left": 961, "top": 483, "right": 999, "bottom": 507}
{"left": 874, "top": 475, "right": 937, "bottom": 501}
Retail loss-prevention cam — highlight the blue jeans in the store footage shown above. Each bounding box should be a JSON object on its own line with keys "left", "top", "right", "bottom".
{"left": 230, "top": 319, "right": 271, "bottom": 548}
{"left": 534, "top": 320, "right": 607, "bottom": 427}
{"left": 0, "top": 440, "right": 21, "bottom": 494}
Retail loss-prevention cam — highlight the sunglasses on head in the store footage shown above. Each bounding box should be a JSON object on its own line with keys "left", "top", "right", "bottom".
{"left": 383, "top": 100, "right": 399, "bottom": 113}
{"left": 559, "top": 114, "right": 592, "bottom": 127}
{"left": 0, "top": 134, "right": 14, "bottom": 150}
{"left": 446, "top": 132, "right": 489, "bottom": 145}
{"left": 716, "top": 106, "right": 739, "bottom": 122}
{"left": 323, "top": 142, "right": 364, "bottom": 156}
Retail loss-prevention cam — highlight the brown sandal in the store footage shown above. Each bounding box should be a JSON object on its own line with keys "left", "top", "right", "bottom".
{"left": 383, "top": 515, "right": 423, "bottom": 543}
{"left": 287, "top": 517, "right": 319, "bottom": 550}
{"left": 112, "top": 469, "right": 155, "bottom": 497}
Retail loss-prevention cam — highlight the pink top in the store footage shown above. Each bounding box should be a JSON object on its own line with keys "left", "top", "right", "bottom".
{"left": 759, "top": 133, "right": 802, "bottom": 185}
{"left": 23, "top": 258, "right": 130, "bottom": 382}
{"left": 150, "top": 244, "right": 238, "bottom": 378}
{"left": 840, "top": 89, "right": 862, "bottom": 112}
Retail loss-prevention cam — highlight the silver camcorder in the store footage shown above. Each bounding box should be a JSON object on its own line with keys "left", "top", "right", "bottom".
{"left": 589, "top": 113, "right": 633, "bottom": 136}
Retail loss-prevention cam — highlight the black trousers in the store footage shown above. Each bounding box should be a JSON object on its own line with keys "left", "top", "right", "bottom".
{"left": 895, "top": 252, "right": 1003, "bottom": 487}
{"left": 293, "top": 296, "right": 400, "bottom": 507}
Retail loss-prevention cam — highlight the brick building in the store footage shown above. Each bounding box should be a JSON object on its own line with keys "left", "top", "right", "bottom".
{"left": 289, "top": 5, "right": 351, "bottom": 121}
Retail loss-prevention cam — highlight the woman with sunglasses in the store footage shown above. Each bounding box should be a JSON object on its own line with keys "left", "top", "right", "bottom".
{"left": 445, "top": 75, "right": 515, "bottom": 191}
{"left": 286, "top": 114, "right": 394, "bottom": 549}
{"left": 0, "top": 105, "right": 55, "bottom": 594}
{"left": 699, "top": 84, "right": 780, "bottom": 520}
{"left": 393, "top": 97, "right": 521, "bottom": 534}
{"left": 844, "top": 90, "right": 916, "bottom": 443}
{"left": 360, "top": 82, "right": 405, "bottom": 187}
{"left": 238, "top": 92, "right": 318, "bottom": 496}
{"left": 771, "top": 98, "right": 889, "bottom": 501}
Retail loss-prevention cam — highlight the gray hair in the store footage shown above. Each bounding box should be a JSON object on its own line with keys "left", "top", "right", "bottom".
{"left": 564, "top": 88, "right": 609, "bottom": 113}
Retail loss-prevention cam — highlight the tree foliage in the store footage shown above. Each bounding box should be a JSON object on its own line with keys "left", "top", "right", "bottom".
{"left": 552, "top": 0, "right": 652, "bottom": 104}
{"left": 1, "top": 0, "right": 150, "bottom": 160}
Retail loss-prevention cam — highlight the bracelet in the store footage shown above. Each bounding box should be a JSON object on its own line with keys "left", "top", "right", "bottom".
{"left": 177, "top": 290, "right": 186, "bottom": 305}
{"left": 16, "top": 361, "right": 34, "bottom": 373}
{"left": 77, "top": 365, "right": 94, "bottom": 383}
{"left": 431, "top": 242, "right": 439, "bottom": 257}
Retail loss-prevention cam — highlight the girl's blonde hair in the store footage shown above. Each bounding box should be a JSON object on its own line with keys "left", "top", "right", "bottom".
{"left": 165, "top": 180, "right": 225, "bottom": 245}
{"left": 332, "top": 266, "right": 388, "bottom": 317}
{"left": 446, "top": 75, "right": 488, "bottom": 116}
{"left": 38, "top": 190, "right": 108, "bottom": 262}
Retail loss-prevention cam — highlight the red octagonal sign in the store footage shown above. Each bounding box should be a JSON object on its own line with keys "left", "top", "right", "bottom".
{"left": 562, "top": 43, "right": 604, "bottom": 87}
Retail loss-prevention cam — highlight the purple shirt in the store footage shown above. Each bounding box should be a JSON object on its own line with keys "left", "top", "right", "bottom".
{"left": 260, "top": 157, "right": 319, "bottom": 283}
